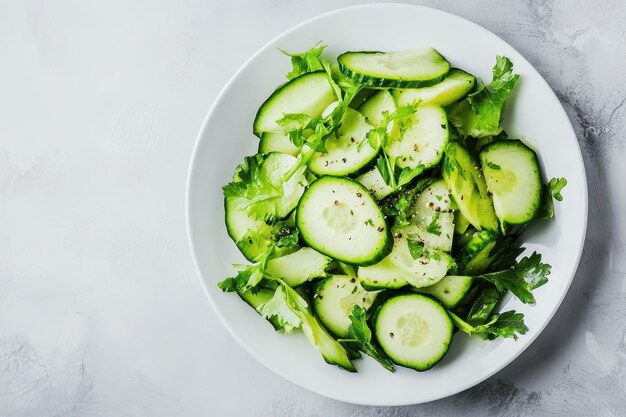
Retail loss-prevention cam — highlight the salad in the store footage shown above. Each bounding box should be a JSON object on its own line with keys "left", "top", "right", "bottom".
{"left": 217, "top": 43, "right": 567, "bottom": 372}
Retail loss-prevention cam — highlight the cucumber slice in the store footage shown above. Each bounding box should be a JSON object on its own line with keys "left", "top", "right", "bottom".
{"left": 308, "top": 108, "right": 379, "bottom": 177}
{"left": 265, "top": 247, "right": 331, "bottom": 287}
{"left": 386, "top": 104, "right": 449, "bottom": 170}
{"left": 355, "top": 167, "right": 394, "bottom": 200}
{"left": 258, "top": 132, "right": 299, "bottom": 156}
{"left": 225, "top": 198, "right": 275, "bottom": 261}
{"left": 457, "top": 229, "right": 498, "bottom": 275}
{"left": 300, "top": 309, "right": 356, "bottom": 372}
{"left": 373, "top": 293, "right": 453, "bottom": 371}
{"left": 238, "top": 288, "right": 281, "bottom": 330}
{"left": 358, "top": 225, "right": 453, "bottom": 290}
{"left": 479, "top": 140, "right": 543, "bottom": 234}
{"left": 358, "top": 90, "right": 396, "bottom": 126}
{"left": 392, "top": 69, "right": 476, "bottom": 107}
{"left": 296, "top": 177, "right": 391, "bottom": 265}
{"left": 454, "top": 210, "right": 471, "bottom": 235}
{"left": 312, "top": 275, "right": 378, "bottom": 338}
{"left": 253, "top": 71, "right": 336, "bottom": 136}
{"left": 410, "top": 179, "right": 454, "bottom": 252}
{"left": 338, "top": 48, "right": 450, "bottom": 89}
{"left": 442, "top": 142, "right": 499, "bottom": 232}
{"left": 417, "top": 275, "right": 474, "bottom": 308}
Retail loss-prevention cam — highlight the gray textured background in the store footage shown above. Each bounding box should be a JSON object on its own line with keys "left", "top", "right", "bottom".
{"left": 1, "top": 0, "right": 625, "bottom": 416}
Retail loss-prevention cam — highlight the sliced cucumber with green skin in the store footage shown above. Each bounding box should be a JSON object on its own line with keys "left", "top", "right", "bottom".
{"left": 358, "top": 225, "right": 453, "bottom": 290}
{"left": 225, "top": 198, "right": 278, "bottom": 261}
{"left": 417, "top": 275, "right": 474, "bottom": 308}
{"left": 253, "top": 71, "right": 336, "bottom": 136}
{"left": 265, "top": 247, "right": 331, "bottom": 287}
{"left": 442, "top": 142, "right": 499, "bottom": 232}
{"left": 312, "top": 275, "right": 378, "bottom": 338}
{"left": 258, "top": 132, "right": 300, "bottom": 156}
{"left": 299, "top": 309, "right": 356, "bottom": 372}
{"left": 358, "top": 90, "right": 396, "bottom": 126}
{"left": 410, "top": 179, "right": 454, "bottom": 252}
{"left": 373, "top": 293, "right": 453, "bottom": 371}
{"left": 479, "top": 140, "right": 543, "bottom": 234}
{"left": 296, "top": 176, "right": 391, "bottom": 265}
{"left": 308, "top": 108, "right": 379, "bottom": 177}
{"left": 457, "top": 229, "right": 498, "bottom": 275}
{"left": 338, "top": 48, "right": 450, "bottom": 89}
{"left": 392, "top": 69, "right": 476, "bottom": 107}
{"left": 355, "top": 167, "right": 394, "bottom": 200}
{"left": 238, "top": 288, "right": 281, "bottom": 330}
{"left": 386, "top": 104, "right": 449, "bottom": 170}
{"left": 454, "top": 210, "right": 471, "bottom": 235}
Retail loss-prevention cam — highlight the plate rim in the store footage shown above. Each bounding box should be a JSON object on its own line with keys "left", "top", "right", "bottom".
{"left": 185, "top": 2, "right": 588, "bottom": 406}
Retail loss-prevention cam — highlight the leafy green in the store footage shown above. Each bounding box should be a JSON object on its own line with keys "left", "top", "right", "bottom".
{"left": 449, "top": 56, "right": 520, "bottom": 138}
{"left": 217, "top": 246, "right": 275, "bottom": 294}
{"left": 549, "top": 177, "right": 567, "bottom": 201}
{"left": 450, "top": 310, "right": 528, "bottom": 340}
{"left": 273, "top": 226, "right": 299, "bottom": 248}
{"left": 279, "top": 42, "right": 326, "bottom": 80}
{"left": 486, "top": 161, "right": 501, "bottom": 170}
{"left": 426, "top": 212, "right": 442, "bottom": 236}
{"left": 486, "top": 237, "right": 524, "bottom": 272}
{"left": 407, "top": 239, "right": 426, "bottom": 260}
{"left": 465, "top": 284, "right": 502, "bottom": 325}
{"left": 342, "top": 306, "right": 395, "bottom": 372}
{"left": 223, "top": 154, "right": 299, "bottom": 224}
{"left": 258, "top": 281, "right": 307, "bottom": 333}
{"left": 478, "top": 252, "right": 551, "bottom": 304}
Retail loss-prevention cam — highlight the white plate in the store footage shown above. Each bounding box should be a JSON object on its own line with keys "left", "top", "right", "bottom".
{"left": 186, "top": 3, "right": 587, "bottom": 406}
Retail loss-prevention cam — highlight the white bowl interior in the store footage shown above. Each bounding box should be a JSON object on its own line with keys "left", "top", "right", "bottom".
{"left": 186, "top": 4, "right": 587, "bottom": 406}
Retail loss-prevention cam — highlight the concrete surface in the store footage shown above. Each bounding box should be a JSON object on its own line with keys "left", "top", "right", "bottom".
{"left": 0, "top": 0, "right": 625, "bottom": 416}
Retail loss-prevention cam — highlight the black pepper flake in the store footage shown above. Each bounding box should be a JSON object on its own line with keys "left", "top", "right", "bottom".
{"left": 389, "top": 332, "right": 395, "bottom": 338}
{"left": 342, "top": 158, "right": 347, "bottom": 163}
{"left": 441, "top": 124, "right": 446, "bottom": 129}
{"left": 350, "top": 277, "right": 356, "bottom": 283}
{"left": 444, "top": 289, "right": 450, "bottom": 294}
{"left": 356, "top": 192, "right": 362, "bottom": 198}
{"left": 487, "top": 191, "right": 493, "bottom": 198}
{"left": 435, "top": 207, "right": 441, "bottom": 212}
{"left": 377, "top": 226, "right": 384, "bottom": 232}
{"left": 428, "top": 202, "right": 434, "bottom": 208}
{"left": 334, "top": 200, "right": 339, "bottom": 206}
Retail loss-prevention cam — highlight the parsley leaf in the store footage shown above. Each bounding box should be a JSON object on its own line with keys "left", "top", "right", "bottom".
{"left": 450, "top": 310, "right": 528, "bottom": 340}
{"left": 279, "top": 42, "right": 326, "bottom": 80}
{"left": 449, "top": 56, "right": 520, "bottom": 138}
{"left": 273, "top": 226, "right": 299, "bottom": 248}
{"left": 223, "top": 154, "right": 300, "bottom": 224}
{"left": 407, "top": 239, "right": 426, "bottom": 260}
{"left": 343, "top": 306, "right": 395, "bottom": 372}
{"left": 486, "top": 161, "right": 501, "bottom": 170}
{"left": 478, "top": 252, "right": 551, "bottom": 304}
{"left": 257, "top": 282, "right": 307, "bottom": 334}
{"left": 549, "top": 177, "right": 567, "bottom": 201}
{"left": 217, "top": 246, "right": 276, "bottom": 294}
{"left": 426, "top": 212, "right": 442, "bottom": 236}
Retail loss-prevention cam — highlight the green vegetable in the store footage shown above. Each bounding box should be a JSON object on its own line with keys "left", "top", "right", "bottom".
{"left": 279, "top": 42, "right": 327, "bottom": 80}
{"left": 217, "top": 247, "right": 275, "bottom": 294}
{"left": 465, "top": 284, "right": 502, "bottom": 325}
{"left": 258, "top": 281, "right": 307, "bottom": 333}
{"left": 449, "top": 310, "right": 528, "bottom": 340}
{"left": 537, "top": 177, "right": 567, "bottom": 219}
{"left": 341, "top": 305, "right": 395, "bottom": 372}
{"left": 448, "top": 56, "right": 520, "bottom": 138}
{"left": 478, "top": 252, "right": 551, "bottom": 304}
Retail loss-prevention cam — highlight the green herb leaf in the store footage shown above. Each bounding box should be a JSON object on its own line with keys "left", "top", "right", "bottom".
{"left": 549, "top": 177, "right": 567, "bottom": 201}
{"left": 407, "top": 239, "right": 425, "bottom": 260}
{"left": 345, "top": 306, "right": 395, "bottom": 372}
{"left": 279, "top": 42, "right": 326, "bottom": 80}
{"left": 478, "top": 251, "right": 551, "bottom": 304}
{"left": 448, "top": 56, "right": 520, "bottom": 138}
{"left": 486, "top": 161, "right": 501, "bottom": 170}
{"left": 450, "top": 310, "right": 528, "bottom": 340}
{"left": 258, "top": 282, "right": 307, "bottom": 333}
{"left": 426, "top": 212, "right": 442, "bottom": 236}
{"left": 465, "top": 284, "right": 502, "bottom": 325}
{"left": 273, "top": 226, "right": 300, "bottom": 248}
